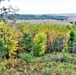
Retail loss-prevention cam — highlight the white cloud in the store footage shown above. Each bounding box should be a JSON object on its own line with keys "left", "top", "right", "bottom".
{"left": 0, "top": 0, "right": 76, "bottom": 14}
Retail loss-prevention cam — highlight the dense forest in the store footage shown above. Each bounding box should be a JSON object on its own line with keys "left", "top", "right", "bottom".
{"left": 0, "top": 21, "right": 76, "bottom": 75}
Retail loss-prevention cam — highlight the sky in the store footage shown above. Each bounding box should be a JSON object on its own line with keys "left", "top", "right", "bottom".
{"left": 0, "top": 0, "right": 76, "bottom": 14}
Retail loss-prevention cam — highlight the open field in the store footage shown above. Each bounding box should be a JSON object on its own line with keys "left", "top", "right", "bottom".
{"left": 23, "top": 19, "right": 71, "bottom": 25}
{"left": 7, "top": 19, "right": 71, "bottom": 25}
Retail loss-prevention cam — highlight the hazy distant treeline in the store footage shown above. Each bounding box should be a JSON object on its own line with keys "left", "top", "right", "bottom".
{"left": 6, "top": 14, "right": 68, "bottom": 20}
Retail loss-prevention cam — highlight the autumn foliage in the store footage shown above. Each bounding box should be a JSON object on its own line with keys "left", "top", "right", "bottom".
{"left": 0, "top": 22, "right": 76, "bottom": 75}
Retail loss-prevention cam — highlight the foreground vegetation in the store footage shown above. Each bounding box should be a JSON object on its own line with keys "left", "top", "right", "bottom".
{"left": 0, "top": 22, "right": 76, "bottom": 75}
{"left": 0, "top": 52, "right": 76, "bottom": 75}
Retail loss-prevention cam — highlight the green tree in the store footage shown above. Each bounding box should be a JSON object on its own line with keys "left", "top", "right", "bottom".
{"left": 0, "top": 40, "right": 8, "bottom": 59}
{"left": 21, "top": 33, "right": 33, "bottom": 53}
{"left": 68, "top": 31, "right": 75, "bottom": 53}
{"left": 0, "top": 22, "right": 20, "bottom": 58}
{"left": 33, "top": 32, "right": 47, "bottom": 56}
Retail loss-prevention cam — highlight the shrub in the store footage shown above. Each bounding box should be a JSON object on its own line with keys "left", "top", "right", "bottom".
{"left": 20, "top": 53, "right": 34, "bottom": 63}
{"left": 43, "top": 70, "right": 51, "bottom": 75}
{"left": 1, "top": 59, "right": 26, "bottom": 75}
{"left": 33, "top": 32, "right": 47, "bottom": 56}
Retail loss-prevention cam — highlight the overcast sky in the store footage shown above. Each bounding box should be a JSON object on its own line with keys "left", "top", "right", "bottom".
{"left": 0, "top": 0, "right": 76, "bottom": 14}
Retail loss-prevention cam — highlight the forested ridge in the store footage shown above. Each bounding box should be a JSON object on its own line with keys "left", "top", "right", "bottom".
{"left": 11, "top": 14, "right": 68, "bottom": 20}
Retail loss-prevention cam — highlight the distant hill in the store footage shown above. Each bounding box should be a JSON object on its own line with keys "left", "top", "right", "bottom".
{"left": 5, "top": 13, "right": 76, "bottom": 21}
{"left": 14, "top": 14, "right": 68, "bottom": 20}
{"left": 4, "top": 13, "right": 76, "bottom": 20}
{"left": 5, "top": 13, "right": 76, "bottom": 25}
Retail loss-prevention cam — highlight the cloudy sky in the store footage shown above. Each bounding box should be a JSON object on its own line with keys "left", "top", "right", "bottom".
{"left": 0, "top": 0, "right": 76, "bottom": 14}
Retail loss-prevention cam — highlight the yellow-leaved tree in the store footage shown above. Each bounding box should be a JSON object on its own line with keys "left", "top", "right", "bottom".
{"left": 0, "top": 22, "right": 21, "bottom": 58}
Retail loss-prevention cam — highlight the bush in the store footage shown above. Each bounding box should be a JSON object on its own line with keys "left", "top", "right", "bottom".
{"left": 33, "top": 32, "right": 47, "bottom": 56}
{"left": 20, "top": 53, "right": 34, "bottom": 63}
{"left": 0, "top": 59, "right": 26, "bottom": 75}
{"left": 43, "top": 70, "right": 51, "bottom": 75}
